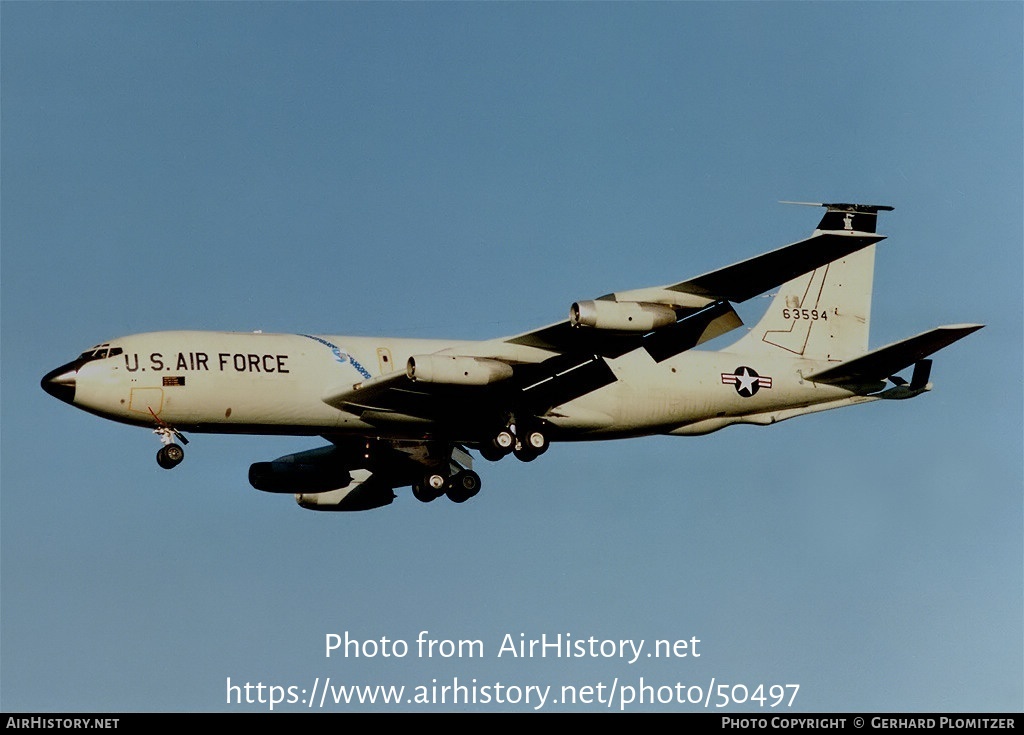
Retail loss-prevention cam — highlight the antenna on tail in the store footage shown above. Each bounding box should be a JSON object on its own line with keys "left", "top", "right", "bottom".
{"left": 780, "top": 201, "right": 894, "bottom": 234}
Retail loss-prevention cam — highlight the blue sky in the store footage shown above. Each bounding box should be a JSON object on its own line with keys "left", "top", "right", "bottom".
{"left": 2, "top": 2, "right": 1021, "bottom": 712}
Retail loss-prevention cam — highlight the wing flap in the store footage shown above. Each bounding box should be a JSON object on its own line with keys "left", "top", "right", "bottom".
{"left": 643, "top": 301, "right": 744, "bottom": 363}
{"left": 516, "top": 353, "right": 617, "bottom": 413}
{"left": 804, "top": 324, "right": 984, "bottom": 385}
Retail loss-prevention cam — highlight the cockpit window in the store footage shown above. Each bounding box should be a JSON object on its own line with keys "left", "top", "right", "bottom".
{"left": 77, "top": 344, "right": 120, "bottom": 362}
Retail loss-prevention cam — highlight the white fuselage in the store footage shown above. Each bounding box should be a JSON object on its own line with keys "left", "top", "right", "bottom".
{"left": 67, "top": 330, "right": 868, "bottom": 441}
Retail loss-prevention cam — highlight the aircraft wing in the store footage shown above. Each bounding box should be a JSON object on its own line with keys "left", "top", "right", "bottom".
{"left": 323, "top": 350, "right": 619, "bottom": 425}
{"left": 804, "top": 324, "right": 984, "bottom": 385}
{"left": 662, "top": 232, "right": 884, "bottom": 302}
{"left": 506, "top": 230, "right": 884, "bottom": 355}
{"left": 323, "top": 370, "right": 408, "bottom": 412}
{"left": 326, "top": 222, "right": 886, "bottom": 426}
{"left": 323, "top": 300, "right": 745, "bottom": 424}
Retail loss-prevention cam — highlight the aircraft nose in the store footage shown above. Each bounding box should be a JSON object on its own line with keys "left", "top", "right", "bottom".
{"left": 41, "top": 362, "right": 79, "bottom": 404}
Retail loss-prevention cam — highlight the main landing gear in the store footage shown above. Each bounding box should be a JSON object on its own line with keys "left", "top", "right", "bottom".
{"left": 411, "top": 468, "right": 482, "bottom": 504}
{"left": 480, "top": 423, "right": 550, "bottom": 463}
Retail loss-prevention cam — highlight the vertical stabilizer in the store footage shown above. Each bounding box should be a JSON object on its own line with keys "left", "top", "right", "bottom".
{"left": 727, "top": 203, "right": 892, "bottom": 362}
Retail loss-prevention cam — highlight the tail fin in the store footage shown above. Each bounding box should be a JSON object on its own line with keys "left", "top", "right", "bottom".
{"left": 790, "top": 201, "right": 894, "bottom": 235}
{"left": 727, "top": 203, "right": 893, "bottom": 362}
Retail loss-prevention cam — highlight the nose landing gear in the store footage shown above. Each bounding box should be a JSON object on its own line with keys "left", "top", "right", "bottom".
{"left": 152, "top": 416, "right": 189, "bottom": 470}
{"left": 156, "top": 442, "right": 185, "bottom": 469}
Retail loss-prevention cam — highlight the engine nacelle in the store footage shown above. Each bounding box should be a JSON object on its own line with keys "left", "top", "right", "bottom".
{"left": 295, "top": 470, "right": 396, "bottom": 512}
{"left": 406, "top": 354, "right": 513, "bottom": 385}
{"left": 249, "top": 461, "right": 351, "bottom": 494}
{"left": 570, "top": 300, "right": 678, "bottom": 331}
{"left": 249, "top": 445, "right": 350, "bottom": 493}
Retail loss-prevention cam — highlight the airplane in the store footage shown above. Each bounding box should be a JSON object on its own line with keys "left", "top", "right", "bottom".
{"left": 41, "top": 202, "right": 982, "bottom": 512}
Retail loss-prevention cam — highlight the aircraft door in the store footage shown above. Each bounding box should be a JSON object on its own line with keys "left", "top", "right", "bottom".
{"left": 129, "top": 387, "right": 164, "bottom": 416}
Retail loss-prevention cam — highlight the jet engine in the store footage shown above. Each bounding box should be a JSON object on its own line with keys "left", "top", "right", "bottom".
{"left": 570, "top": 300, "right": 678, "bottom": 331}
{"left": 248, "top": 461, "right": 351, "bottom": 494}
{"left": 295, "top": 470, "right": 396, "bottom": 512}
{"left": 406, "top": 354, "right": 513, "bottom": 385}
{"left": 248, "top": 445, "right": 351, "bottom": 493}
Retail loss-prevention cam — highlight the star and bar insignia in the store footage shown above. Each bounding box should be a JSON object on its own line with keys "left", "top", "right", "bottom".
{"left": 721, "top": 366, "right": 772, "bottom": 397}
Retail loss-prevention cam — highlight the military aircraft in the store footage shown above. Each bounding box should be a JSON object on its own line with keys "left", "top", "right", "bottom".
{"left": 41, "top": 203, "right": 982, "bottom": 511}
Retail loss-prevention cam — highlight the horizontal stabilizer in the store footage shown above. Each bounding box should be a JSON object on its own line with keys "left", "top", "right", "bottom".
{"left": 805, "top": 324, "right": 983, "bottom": 385}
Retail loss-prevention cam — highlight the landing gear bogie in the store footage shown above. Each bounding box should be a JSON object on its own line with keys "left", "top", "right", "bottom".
{"left": 485, "top": 422, "right": 549, "bottom": 463}
{"left": 411, "top": 482, "right": 440, "bottom": 503}
{"left": 522, "top": 429, "right": 549, "bottom": 455}
{"left": 513, "top": 446, "right": 539, "bottom": 462}
{"left": 446, "top": 470, "right": 481, "bottom": 503}
{"left": 479, "top": 444, "right": 507, "bottom": 462}
{"left": 509, "top": 425, "right": 549, "bottom": 463}
{"left": 412, "top": 469, "right": 447, "bottom": 503}
{"left": 492, "top": 429, "right": 515, "bottom": 452}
